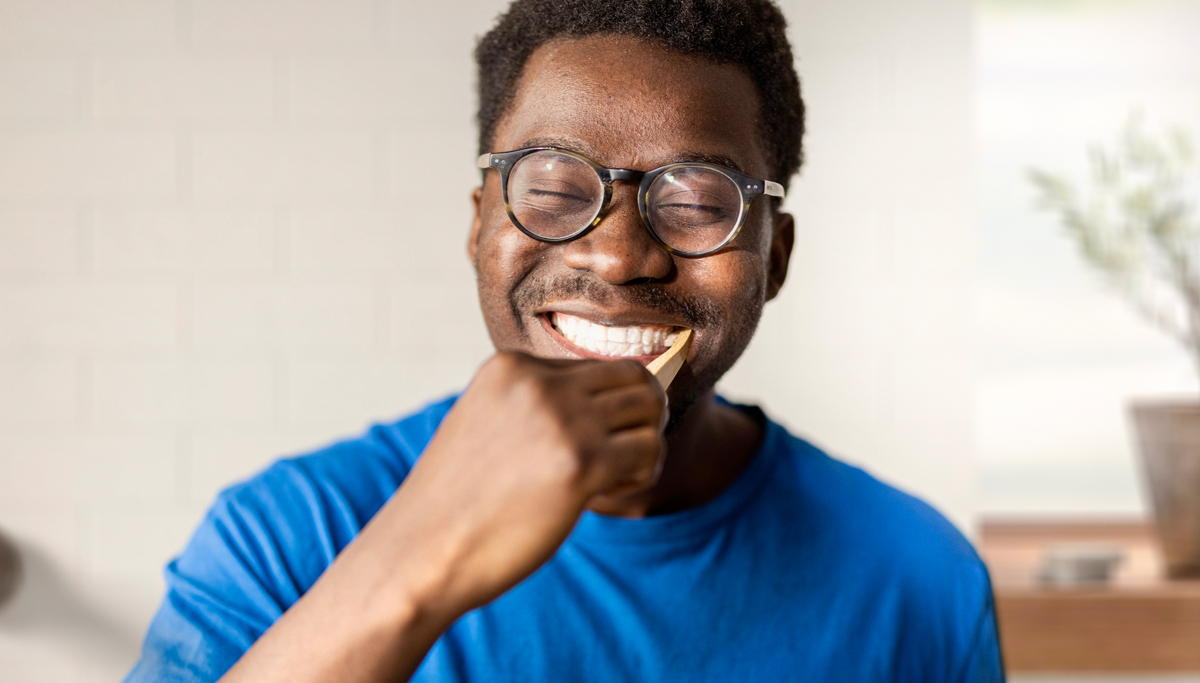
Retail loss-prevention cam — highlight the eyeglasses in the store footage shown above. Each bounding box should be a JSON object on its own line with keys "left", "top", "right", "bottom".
{"left": 477, "top": 147, "right": 785, "bottom": 257}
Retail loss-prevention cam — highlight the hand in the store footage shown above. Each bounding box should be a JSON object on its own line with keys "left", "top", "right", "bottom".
{"left": 375, "top": 351, "right": 668, "bottom": 621}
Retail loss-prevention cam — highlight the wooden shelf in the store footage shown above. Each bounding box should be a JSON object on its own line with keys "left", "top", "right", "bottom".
{"left": 980, "top": 520, "right": 1200, "bottom": 672}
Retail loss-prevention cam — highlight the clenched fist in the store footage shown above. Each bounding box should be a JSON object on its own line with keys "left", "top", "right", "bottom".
{"left": 380, "top": 351, "right": 669, "bottom": 619}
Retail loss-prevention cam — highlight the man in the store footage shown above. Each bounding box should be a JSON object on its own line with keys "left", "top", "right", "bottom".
{"left": 126, "top": 0, "right": 1003, "bottom": 681}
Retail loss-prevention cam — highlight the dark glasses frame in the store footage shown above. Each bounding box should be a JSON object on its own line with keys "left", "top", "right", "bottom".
{"left": 477, "top": 146, "right": 786, "bottom": 257}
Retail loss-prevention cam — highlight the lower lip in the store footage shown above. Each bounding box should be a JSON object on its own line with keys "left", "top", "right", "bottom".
{"left": 540, "top": 315, "right": 670, "bottom": 365}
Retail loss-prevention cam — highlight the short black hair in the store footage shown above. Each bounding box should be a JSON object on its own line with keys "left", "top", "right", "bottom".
{"left": 475, "top": 0, "right": 805, "bottom": 192}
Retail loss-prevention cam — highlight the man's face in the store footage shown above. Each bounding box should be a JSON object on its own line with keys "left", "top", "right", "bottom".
{"left": 470, "top": 34, "right": 793, "bottom": 415}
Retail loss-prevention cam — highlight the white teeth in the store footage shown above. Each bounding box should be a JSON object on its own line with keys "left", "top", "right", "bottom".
{"left": 551, "top": 312, "right": 679, "bottom": 359}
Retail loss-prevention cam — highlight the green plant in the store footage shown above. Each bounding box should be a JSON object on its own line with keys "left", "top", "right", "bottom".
{"left": 1030, "top": 117, "right": 1200, "bottom": 374}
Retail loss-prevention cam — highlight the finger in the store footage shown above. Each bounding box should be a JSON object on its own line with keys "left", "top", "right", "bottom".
{"left": 593, "top": 383, "right": 666, "bottom": 433}
{"left": 569, "top": 358, "right": 653, "bottom": 394}
{"left": 582, "top": 426, "right": 665, "bottom": 494}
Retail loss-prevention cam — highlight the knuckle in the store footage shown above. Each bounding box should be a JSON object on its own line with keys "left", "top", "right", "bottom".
{"left": 625, "top": 388, "right": 663, "bottom": 417}
{"left": 620, "top": 359, "right": 651, "bottom": 383}
{"left": 629, "top": 427, "right": 664, "bottom": 459}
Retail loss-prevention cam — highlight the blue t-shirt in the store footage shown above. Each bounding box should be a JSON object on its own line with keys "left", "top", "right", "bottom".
{"left": 126, "top": 396, "right": 1004, "bottom": 682}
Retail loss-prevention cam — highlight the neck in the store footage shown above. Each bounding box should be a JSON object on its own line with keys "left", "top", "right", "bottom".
{"left": 585, "top": 389, "right": 764, "bottom": 518}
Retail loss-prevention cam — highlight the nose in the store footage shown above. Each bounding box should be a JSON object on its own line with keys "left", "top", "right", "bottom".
{"left": 561, "top": 185, "right": 673, "bottom": 284}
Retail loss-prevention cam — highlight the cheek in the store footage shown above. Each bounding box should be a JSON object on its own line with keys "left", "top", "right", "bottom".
{"left": 475, "top": 191, "right": 547, "bottom": 345}
{"left": 687, "top": 251, "right": 767, "bottom": 312}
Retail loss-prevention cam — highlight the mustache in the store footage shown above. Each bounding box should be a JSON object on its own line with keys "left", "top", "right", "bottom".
{"left": 511, "top": 273, "right": 719, "bottom": 328}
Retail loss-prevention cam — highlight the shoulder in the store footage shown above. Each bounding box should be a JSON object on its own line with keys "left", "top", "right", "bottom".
{"left": 125, "top": 397, "right": 459, "bottom": 682}
{"left": 219, "top": 394, "right": 456, "bottom": 529}
{"left": 759, "top": 418, "right": 1000, "bottom": 679}
{"left": 765, "top": 420, "right": 980, "bottom": 571}
{"left": 183, "top": 395, "right": 458, "bottom": 593}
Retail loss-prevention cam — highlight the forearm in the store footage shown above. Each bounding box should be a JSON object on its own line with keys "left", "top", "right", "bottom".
{"left": 218, "top": 511, "right": 458, "bottom": 683}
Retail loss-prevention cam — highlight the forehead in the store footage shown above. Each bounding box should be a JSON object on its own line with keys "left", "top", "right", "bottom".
{"left": 494, "top": 34, "right": 767, "bottom": 176}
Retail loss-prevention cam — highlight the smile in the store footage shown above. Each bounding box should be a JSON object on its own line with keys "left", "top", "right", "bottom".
{"left": 548, "top": 312, "right": 681, "bottom": 358}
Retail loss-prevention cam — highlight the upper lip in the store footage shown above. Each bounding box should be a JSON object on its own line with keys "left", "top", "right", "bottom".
{"left": 536, "top": 302, "right": 689, "bottom": 329}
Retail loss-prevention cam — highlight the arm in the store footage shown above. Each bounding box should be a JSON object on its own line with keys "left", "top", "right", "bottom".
{"left": 218, "top": 352, "right": 667, "bottom": 683}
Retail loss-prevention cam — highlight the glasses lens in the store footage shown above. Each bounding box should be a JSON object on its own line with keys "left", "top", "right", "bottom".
{"left": 508, "top": 151, "right": 604, "bottom": 240}
{"left": 646, "top": 166, "right": 743, "bottom": 254}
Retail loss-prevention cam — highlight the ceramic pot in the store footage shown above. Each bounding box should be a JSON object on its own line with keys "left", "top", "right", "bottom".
{"left": 1130, "top": 401, "right": 1200, "bottom": 578}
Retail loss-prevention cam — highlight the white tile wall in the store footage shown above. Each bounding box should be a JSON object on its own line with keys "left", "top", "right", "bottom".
{"left": 0, "top": 55, "right": 80, "bottom": 120}
{"left": 0, "top": 209, "right": 79, "bottom": 275}
{"left": 0, "top": 0, "right": 978, "bottom": 680}
{"left": 92, "top": 54, "right": 276, "bottom": 122}
{"left": 0, "top": 130, "right": 179, "bottom": 198}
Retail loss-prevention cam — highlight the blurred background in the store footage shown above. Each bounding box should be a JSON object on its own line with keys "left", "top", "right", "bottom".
{"left": 0, "top": 0, "right": 1196, "bottom": 680}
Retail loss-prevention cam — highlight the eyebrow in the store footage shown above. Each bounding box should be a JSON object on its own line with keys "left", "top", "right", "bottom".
{"left": 516, "top": 136, "right": 750, "bottom": 176}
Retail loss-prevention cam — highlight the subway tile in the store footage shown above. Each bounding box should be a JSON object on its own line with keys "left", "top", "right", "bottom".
{"left": 92, "top": 53, "right": 274, "bottom": 121}
{"left": 78, "top": 434, "right": 177, "bottom": 504}
{"left": 84, "top": 507, "right": 196, "bottom": 577}
{"left": 0, "top": 208, "right": 79, "bottom": 274}
{"left": 91, "top": 356, "right": 184, "bottom": 425}
{"left": 289, "top": 207, "right": 404, "bottom": 275}
{"left": 370, "top": 203, "right": 478, "bottom": 279}
{"left": 92, "top": 204, "right": 277, "bottom": 275}
{"left": 385, "top": 0, "right": 503, "bottom": 63}
{"left": 0, "top": 433, "right": 175, "bottom": 505}
{"left": 0, "top": 434, "right": 80, "bottom": 503}
{"left": 0, "top": 355, "right": 78, "bottom": 425}
{"left": 0, "top": 130, "right": 177, "bottom": 198}
{"left": 191, "top": 286, "right": 277, "bottom": 349}
{"left": 92, "top": 207, "right": 185, "bottom": 274}
{"left": 189, "top": 0, "right": 374, "bottom": 46}
{"left": 0, "top": 55, "right": 79, "bottom": 119}
{"left": 91, "top": 355, "right": 274, "bottom": 426}
{"left": 187, "top": 429, "right": 294, "bottom": 504}
{"left": 190, "top": 356, "right": 275, "bottom": 425}
{"left": 383, "top": 356, "right": 478, "bottom": 413}
{"left": 192, "top": 205, "right": 276, "bottom": 274}
{"left": 192, "top": 130, "right": 374, "bottom": 199}
{"left": 288, "top": 55, "right": 412, "bottom": 120}
{"left": 193, "top": 284, "right": 375, "bottom": 349}
{"left": 0, "top": 635, "right": 79, "bottom": 683}
{"left": 279, "top": 285, "right": 375, "bottom": 349}
{"left": 388, "top": 127, "right": 478, "bottom": 207}
{"left": 0, "top": 284, "right": 177, "bottom": 349}
{"left": 288, "top": 355, "right": 406, "bottom": 428}
{"left": 389, "top": 283, "right": 500, "bottom": 355}
{"left": 0, "top": 0, "right": 176, "bottom": 45}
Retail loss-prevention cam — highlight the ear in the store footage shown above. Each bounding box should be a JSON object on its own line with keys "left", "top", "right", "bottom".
{"left": 467, "top": 186, "right": 483, "bottom": 268}
{"left": 765, "top": 211, "right": 794, "bottom": 302}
